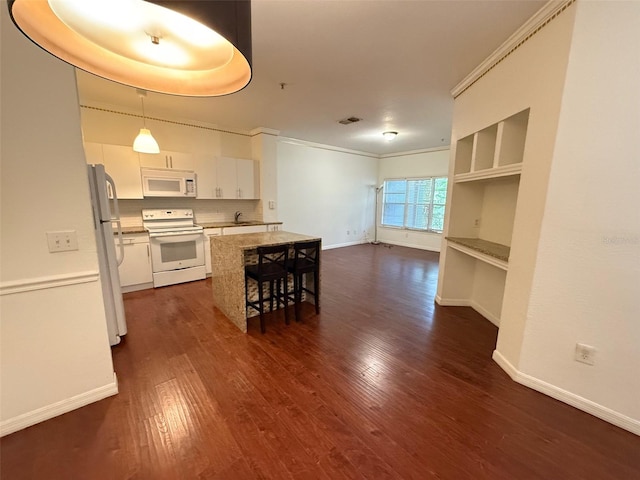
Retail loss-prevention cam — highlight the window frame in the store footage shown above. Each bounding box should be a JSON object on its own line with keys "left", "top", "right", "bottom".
{"left": 380, "top": 176, "right": 448, "bottom": 234}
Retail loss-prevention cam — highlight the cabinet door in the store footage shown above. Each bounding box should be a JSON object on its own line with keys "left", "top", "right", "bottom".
{"left": 165, "top": 150, "right": 194, "bottom": 170}
{"left": 101, "top": 144, "right": 143, "bottom": 199}
{"left": 139, "top": 150, "right": 194, "bottom": 170}
{"left": 236, "top": 158, "right": 256, "bottom": 199}
{"left": 118, "top": 241, "right": 153, "bottom": 287}
{"left": 223, "top": 225, "right": 267, "bottom": 235}
{"left": 194, "top": 154, "right": 217, "bottom": 199}
{"left": 216, "top": 157, "right": 238, "bottom": 199}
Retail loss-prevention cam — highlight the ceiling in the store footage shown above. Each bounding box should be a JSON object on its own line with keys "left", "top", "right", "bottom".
{"left": 76, "top": 0, "right": 546, "bottom": 156}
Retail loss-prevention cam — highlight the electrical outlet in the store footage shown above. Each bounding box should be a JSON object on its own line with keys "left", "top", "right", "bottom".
{"left": 47, "top": 230, "right": 78, "bottom": 253}
{"left": 575, "top": 343, "right": 596, "bottom": 365}
{"left": 474, "top": 218, "right": 481, "bottom": 227}
{"left": 268, "top": 200, "right": 276, "bottom": 209}
{"left": 346, "top": 230, "right": 350, "bottom": 235}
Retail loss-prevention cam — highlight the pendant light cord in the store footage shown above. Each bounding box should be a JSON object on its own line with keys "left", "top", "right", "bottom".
{"left": 140, "top": 96, "right": 147, "bottom": 128}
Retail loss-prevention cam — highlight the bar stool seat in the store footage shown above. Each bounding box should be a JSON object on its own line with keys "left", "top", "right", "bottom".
{"left": 287, "top": 240, "right": 320, "bottom": 321}
{"left": 245, "top": 244, "right": 289, "bottom": 333}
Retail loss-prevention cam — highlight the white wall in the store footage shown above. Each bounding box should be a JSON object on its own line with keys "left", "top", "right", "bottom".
{"left": 377, "top": 148, "right": 449, "bottom": 251}
{"left": 518, "top": 1, "right": 640, "bottom": 428}
{"left": 277, "top": 140, "right": 378, "bottom": 248}
{"left": 0, "top": 5, "right": 116, "bottom": 435}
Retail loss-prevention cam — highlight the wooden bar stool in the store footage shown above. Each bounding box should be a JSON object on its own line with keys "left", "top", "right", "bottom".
{"left": 287, "top": 240, "right": 320, "bottom": 321}
{"left": 245, "top": 244, "right": 289, "bottom": 333}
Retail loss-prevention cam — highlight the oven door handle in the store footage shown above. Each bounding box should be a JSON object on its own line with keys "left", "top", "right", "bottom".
{"left": 149, "top": 232, "right": 204, "bottom": 242}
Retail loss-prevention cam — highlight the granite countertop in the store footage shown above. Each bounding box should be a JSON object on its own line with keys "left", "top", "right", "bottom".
{"left": 446, "top": 237, "right": 510, "bottom": 262}
{"left": 120, "top": 226, "right": 147, "bottom": 235}
{"left": 199, "top": 220, "right": 282, "bottom": 229}
{"left": 210, "top": 231, "right": 320, "bottom": 250}
{"left": 119, "top": 220, "right": 282, "bottom": 235}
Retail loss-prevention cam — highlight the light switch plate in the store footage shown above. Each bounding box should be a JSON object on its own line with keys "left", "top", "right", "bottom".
{"left": 47, "top": 230, "right": 78, "bottom": 252}
{"left": 268, "top": 200, "right": 276, "bottom": 209}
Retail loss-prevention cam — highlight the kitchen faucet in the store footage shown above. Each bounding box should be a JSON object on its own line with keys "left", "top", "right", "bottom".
{"left": 234, "top": 211, "right": 242, "bottom": 223}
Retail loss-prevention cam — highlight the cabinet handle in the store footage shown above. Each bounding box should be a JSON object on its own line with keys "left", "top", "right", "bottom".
{"left": 170, "top": 156, "right": 173, "bottom": 168}
{"left": 146, "top": 244, "right": 150, "bottom": 257}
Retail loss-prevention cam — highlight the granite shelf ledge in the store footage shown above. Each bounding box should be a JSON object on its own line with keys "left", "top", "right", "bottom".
{"left": 446, "top": 237, "right": 510, "bottom": 271}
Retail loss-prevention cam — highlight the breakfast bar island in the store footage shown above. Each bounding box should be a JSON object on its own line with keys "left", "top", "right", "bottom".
{"left": 210, "top": 231, "right": 321, "bottom": 332}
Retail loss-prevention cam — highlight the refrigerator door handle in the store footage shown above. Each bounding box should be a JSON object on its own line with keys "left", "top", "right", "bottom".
{"left": 105, "top": 173, "right": 125, "bottom": 266}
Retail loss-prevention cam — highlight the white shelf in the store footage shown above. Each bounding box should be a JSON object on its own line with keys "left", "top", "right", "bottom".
{"left": 454, "top": 163, "right": 522, "bottom": 183}
{"left": 446, "top": 238, "right": 509, "bottom": 271}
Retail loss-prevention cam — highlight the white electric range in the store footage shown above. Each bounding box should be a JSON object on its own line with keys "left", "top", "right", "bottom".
{"left": 142, "top": 209, "right": 206, "bottom": 287}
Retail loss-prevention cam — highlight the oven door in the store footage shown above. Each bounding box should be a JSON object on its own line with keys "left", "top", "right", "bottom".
{"left": 149, "top": 232, "right": 205, "bottom": 273}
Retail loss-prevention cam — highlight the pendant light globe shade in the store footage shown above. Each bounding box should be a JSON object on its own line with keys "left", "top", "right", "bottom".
{"left": 133, "top": 129, "right": 160, "bottom": 154}
{"left": 8, "top": 0, "right": 252, "bottom": 97}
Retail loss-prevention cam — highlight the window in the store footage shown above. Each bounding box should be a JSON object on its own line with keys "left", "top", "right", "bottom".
{"left": 381, "top": 177, "right": 448, "bottom": 233}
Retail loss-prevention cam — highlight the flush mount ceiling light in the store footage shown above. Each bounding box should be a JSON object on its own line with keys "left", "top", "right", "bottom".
{"left": 382, "top": 131, "right": 398, "bottom": 141}
{"left": 8, "top": 0, "right": 252, "bottom": 97}
{"left": 133, "top": 89, "right": 160, "bottom": 154}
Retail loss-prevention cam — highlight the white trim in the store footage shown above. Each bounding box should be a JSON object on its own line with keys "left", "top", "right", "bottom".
{"left": 379, "top": 146, "right": 450, "bottom": 159}
{"left": 322, "top": 240, "right": 368, "bottom": 250}
{"left": 435, "top": 297, "right": 469, "bottom": 307}
{"left": 492, "top": 351, "right": 640, "bottom": 436}
{"left": 435, "top": 297, "right": 500, "bottom": 327}
{"left": 0, "top": 374, "right": 118, "bottom": 437}
{"left": 453, "top": 163, "right": 522, "bottom": 183}
{"left": 451, "top": 0, "right": 575, "bottom": 98}
{"left": 378, "top": 240, "right": 441, "bottom": 253}
{"left": 469, "top": 301, "right": 500, "bottom": 327}
{"left": 277, "top": 137, "right": 379, "bottom": 159}
{"left": 0, "top": 270, "right": 100, "bottom": 296}
{"left": 250, "top": 127, "right": 280, "bottom": 137}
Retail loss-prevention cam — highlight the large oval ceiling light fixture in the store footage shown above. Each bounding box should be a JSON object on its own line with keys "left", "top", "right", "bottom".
{"left": 7, "top": 0, "right": 252, "bottom": 97}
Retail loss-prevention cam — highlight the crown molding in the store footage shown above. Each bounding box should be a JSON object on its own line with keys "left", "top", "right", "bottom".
{"left": 451, "top": 0, "right": 575, "bottom": 98}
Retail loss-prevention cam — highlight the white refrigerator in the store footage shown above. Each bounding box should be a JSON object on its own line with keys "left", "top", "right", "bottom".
{"left": 87, "top": 164, "right": 127, "bottom": 346}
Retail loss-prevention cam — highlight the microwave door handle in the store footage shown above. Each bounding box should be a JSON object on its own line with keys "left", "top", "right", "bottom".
{"left": 105, "top": 173, "right": 125, "bottom": 266}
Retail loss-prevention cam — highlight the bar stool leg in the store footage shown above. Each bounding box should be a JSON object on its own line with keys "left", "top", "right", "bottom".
{"left": 313, "top": 269, "right": 320, "bottom": 314}
{"left": 258, "top": 279, "right": 265, "bottom": 334}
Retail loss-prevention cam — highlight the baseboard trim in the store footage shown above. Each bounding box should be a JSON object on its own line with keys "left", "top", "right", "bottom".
{"left": 435, "top": 298, "right": 500, "bottom": 327}
{"left": 323, "top": 240, "right": 367, "bottom": 250}
{"left": 0, "top": 374, "right": 119, "bottom": 437}
{"left": 492, "top": 350, "right": 640, "bottom": 436}
{"left": 469, "top": 301, "right": 500, "bottom": 327}
{"left": 377, "top": 239, "right": 441, "bottom": 252}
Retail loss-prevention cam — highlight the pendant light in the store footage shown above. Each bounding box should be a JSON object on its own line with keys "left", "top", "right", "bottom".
{"left": 133, "top": 90, "right": 160, "bottom": 154}
{"left": 7, "top": 0, "right": 252, "bottom": 97}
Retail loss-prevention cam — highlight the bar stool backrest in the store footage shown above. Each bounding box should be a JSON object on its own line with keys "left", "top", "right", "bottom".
{"left": 255, "top": 244, "right": 288, "bottom": 278}
{"left": 292, "top": 240, "right": 320, "bottom": 273}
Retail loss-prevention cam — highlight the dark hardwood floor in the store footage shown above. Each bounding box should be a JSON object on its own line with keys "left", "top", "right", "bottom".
{"left": 1, "top": 244, "right": 639, "bottom": 479}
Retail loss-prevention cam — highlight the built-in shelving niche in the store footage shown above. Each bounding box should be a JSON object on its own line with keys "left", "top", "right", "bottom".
{"left": 439, "top": 108, "right": 529, "bottom": 326}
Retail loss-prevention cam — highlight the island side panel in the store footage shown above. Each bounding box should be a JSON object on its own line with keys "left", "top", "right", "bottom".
{"left": 210, "top": 237, "right": 248, "bottom": 332}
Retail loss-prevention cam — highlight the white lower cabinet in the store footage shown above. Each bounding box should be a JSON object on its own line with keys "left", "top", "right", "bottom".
{"left": 222, "top": 225, "right": 268, "bottom": 235}
{"left": 204, "top": 228, "right": 222, "bottom": 275}
{"left": 117, "top": 234, "right": 153, "bottom": 292}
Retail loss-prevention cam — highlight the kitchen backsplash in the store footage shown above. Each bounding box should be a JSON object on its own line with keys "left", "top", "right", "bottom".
{"left": 118, "top": 198, "right": 262, "bottom": 227}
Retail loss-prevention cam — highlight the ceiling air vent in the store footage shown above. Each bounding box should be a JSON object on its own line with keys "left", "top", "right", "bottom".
{"left": 338, "top": 116, "right": 362, "bottom": 125}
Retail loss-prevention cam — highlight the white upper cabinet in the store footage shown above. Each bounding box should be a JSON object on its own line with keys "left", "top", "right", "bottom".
{"left": 216, "top": 156, "right": 238, "bottom": 199}
{"left": 236, "top": 158, "right": 256, "bottom": 199}
{"left": 84, "top": 142, "right": 143, "bottom": 199}
{"left": 139, "top": 150, "right": 194, "bottom": 171}
{"left": 197, "top": 156, "right": 258, "bottom": 200}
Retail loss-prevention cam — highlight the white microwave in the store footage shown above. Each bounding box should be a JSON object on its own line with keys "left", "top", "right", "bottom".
{"left": 141, "top": 168, "right": 197, "bottom": 197}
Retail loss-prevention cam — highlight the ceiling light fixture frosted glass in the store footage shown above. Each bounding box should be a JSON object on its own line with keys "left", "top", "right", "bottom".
{"left": 8, "top": 0, "right": 252, "bottom": 97}
{"left": 383, "top": 131, "right": 398, "bottom": 141}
